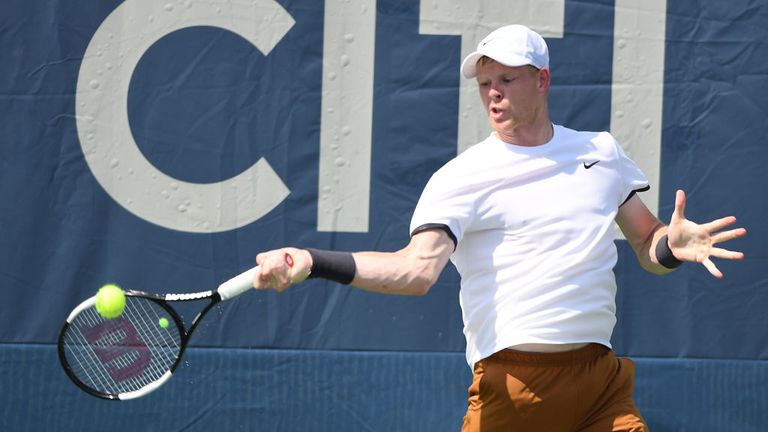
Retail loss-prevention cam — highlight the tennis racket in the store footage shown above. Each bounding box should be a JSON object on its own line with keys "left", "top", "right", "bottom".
{"left": 57, "top": 261, "right": 275, "bottom": 400}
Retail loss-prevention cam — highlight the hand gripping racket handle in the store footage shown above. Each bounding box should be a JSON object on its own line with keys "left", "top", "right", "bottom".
{"left": 217, "top": 253, "right": 294, "bottom": 301}
{"left": 217, "top": 266, "right": 259, "bottom": 301}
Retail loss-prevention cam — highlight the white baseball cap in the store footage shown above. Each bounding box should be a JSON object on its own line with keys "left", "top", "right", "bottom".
{"left": 460, "top": 25, "right": 549, "bottom": 79}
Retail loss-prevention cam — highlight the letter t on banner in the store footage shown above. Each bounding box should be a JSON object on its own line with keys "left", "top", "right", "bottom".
{"left": 419, "top": 0, "right": 565, "bottom": 154}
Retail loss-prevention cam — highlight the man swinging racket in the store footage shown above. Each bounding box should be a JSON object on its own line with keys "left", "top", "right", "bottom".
{"left": 252, "top": 25, "right": 746, "bottom": 431}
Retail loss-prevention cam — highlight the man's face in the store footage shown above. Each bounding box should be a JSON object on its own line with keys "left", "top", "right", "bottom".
{"left": 474, "top": 60, "right": 548, "bottom": 134}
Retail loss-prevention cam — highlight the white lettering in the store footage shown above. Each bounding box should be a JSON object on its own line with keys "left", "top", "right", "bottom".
{"left": 76, "top": 0, "right": 294, "bottom": 233}
{"left": 317, "top": 0, "right": 377, "bottom": 232}
{"left": 611, "top": 0, "right": 667, "bottom": 219}
{"left": 78, "top": 0, "right": 666, "bottom": 235}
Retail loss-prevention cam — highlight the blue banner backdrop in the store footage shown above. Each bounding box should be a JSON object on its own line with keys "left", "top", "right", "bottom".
{"left": 1, "top": 0, "right": 765, "bottom": 359}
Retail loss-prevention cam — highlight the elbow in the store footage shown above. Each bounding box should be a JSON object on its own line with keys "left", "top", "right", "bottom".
{"left": 367, "top": 271, "right": 435, "bottom": 296}
{"left": 394, "top": 245, "right": 447, "bottom": 296}
{"left": 408, "top": 273, "right": 438, "bottom": 296}
{"left": 409, "top": 280, "right": 432, "bottom": 296}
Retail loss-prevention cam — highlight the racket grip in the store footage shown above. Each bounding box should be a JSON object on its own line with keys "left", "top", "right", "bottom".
{"left": 217, "top": 266, "right": 259, "bottom": 301}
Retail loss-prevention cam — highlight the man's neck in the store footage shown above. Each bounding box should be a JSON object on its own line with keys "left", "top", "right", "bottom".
{"left": 495, "top": 119, "right": 553, "bottom": 147}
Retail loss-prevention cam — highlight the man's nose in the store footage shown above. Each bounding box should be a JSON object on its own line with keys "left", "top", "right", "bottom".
{"left": 489, "top": 87, "right": 502, "bottom": 101}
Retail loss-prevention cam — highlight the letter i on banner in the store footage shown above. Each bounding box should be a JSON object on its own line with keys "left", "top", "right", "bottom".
{"left": 318, "top": 0, "right": 377, "bottom": 233}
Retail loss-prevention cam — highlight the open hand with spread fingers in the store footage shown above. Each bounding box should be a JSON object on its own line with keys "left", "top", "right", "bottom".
{"left": 666, "top": 190, "right": 747, "bottom": 278}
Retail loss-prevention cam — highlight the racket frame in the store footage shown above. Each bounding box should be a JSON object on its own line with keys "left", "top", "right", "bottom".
{"left": 57, "top": 289, "right": 221, "bottom": 400}
{"left": 57, "top": 265, "right": 259, "bottom": 400}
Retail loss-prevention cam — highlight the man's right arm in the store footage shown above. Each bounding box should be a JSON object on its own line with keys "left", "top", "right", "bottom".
{"left": 253, "top": 228, "right": 455, "bottom": 296}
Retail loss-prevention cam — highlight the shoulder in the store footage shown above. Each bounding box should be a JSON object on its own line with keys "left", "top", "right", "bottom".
{"left": 554, "top": 125, "right": 620, "bottom": 158}
{"left": 418, "top": 135, "right": 510, "bottom": 202}
{"left": 555, "top": 125, "right": 616, "bottom": 145}
{"left": 430, "top": 135, "right": 497, "bottom": 180}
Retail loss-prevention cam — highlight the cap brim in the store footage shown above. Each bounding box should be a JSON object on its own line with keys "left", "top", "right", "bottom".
{"left": 460, "top": 51, "right": 484, "bottom": 79}
{"left": 460, "top": 50, "right": 542, "bottom": 79}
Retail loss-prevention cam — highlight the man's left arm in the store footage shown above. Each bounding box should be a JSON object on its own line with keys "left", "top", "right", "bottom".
{"left": 616, "top": 190, "right": 747, "bottom": 278}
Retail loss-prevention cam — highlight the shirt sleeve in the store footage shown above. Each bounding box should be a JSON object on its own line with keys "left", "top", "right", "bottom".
{"left": 409, "top": 166, "right": 476, "bottom": 246}
{"left": 613, "top": 138, "right": 650, "bottom": 205}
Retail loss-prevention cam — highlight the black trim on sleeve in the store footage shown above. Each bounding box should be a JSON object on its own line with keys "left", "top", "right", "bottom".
{"left": 620, "top": 185, "right": 651, "bottom": 207}
{"left": 411, "top": 223, "right": 458, "bottom": 250}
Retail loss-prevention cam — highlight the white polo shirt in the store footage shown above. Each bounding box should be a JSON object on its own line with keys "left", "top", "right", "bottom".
{"left": 410, "top": 125, "right": 649, "bottom": 368}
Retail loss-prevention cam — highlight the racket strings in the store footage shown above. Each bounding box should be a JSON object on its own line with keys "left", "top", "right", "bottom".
{"left": 65, "top": 312, "right": 117, "bottom": 393}
{"left": 62, "top": 297, "right": 183, "bottom": 396}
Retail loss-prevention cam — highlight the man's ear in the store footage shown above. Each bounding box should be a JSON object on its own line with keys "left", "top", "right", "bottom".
{"left": 538, "top": 68, "right": 551, "bottom": 91}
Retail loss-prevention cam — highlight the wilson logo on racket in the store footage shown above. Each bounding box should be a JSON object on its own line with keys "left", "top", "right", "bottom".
{"left": 84, "top": 318, "right": 151, "bottom": 383}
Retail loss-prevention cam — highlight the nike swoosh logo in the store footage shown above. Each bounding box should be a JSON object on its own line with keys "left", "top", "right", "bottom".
{"left": 583, "top": 161, "right": 600, "bottom": 169}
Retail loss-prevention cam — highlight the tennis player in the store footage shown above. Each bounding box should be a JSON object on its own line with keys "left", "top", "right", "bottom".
{"left": 253, "top": 25, "right": 746, "bottom": 431}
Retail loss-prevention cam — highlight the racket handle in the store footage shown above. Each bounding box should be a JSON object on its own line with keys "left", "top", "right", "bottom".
{"left": 217, "top": 266, "right": 259, "bottom": 301}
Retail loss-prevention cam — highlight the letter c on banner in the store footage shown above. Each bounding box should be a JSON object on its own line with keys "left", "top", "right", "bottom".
{"left": 76, "top": 0, "right": 294, "bottom": 233}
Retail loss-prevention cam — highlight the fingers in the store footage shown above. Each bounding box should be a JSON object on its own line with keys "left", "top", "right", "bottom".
{"left": 702, "top": 258, "right": 723, "bottom": 279}
{"left": 254, "top": 249, "right": 295, "bottom": 292}
{"left": 710, "top": 247, "right": 745, "bottom": 261}
{"left": 701, "top": 244, "right": 744, "bottom": 279}
{"left": 666, "top": 189, "right": 746, "bottom": 279}
{"left": 702, "top": 216, "right": 738, "bottom": 234}
{"left": 711, "top": 227, "right": 747, "bottom": 244}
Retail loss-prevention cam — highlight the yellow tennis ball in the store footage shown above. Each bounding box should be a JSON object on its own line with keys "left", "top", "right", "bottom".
{"left": 95, "top": 284, "right": 126, "bottom": 319}
{"left": 158, "top": 317, "right": 169, "bottom": 328}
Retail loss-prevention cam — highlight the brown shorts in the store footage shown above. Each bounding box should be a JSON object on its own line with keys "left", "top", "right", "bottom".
{"left": 461, "top": 344, "right": 648, "bottom": 432}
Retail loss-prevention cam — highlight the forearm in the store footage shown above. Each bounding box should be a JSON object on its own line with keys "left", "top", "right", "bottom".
{"left": 254, "top": 229, "right": 454, "bottom": 295}
{"left": 303, "top": 248, "right": 437, "bottom": 295}
{"left": 350, "top": 248, "right": 445, "bottom": 296}
{"left": 323, "top": 229, "right": 452, "bottom": 295}
{"left": 633, "top": 224, "right": 678, "bottom": 275}
{"left": 616, "top": 195, "right": 680, "bottom": 275}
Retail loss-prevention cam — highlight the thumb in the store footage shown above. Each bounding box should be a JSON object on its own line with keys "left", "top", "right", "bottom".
{"left": 671, "top": 189, "right": 686, "bottom": 224}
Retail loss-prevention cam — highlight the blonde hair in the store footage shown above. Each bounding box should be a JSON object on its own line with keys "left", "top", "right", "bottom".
{"left": 478, "top": 56, "right": 540, "bottom": 75}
